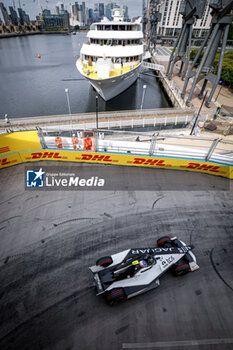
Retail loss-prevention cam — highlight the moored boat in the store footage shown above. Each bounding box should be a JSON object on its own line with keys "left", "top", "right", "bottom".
{"left": 76, "top": 8, "right": 144, "bottom": 101}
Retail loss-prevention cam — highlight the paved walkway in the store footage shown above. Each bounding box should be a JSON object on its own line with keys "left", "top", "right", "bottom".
{"left": 155, "top": 48, "right": 233, "bottom": 117}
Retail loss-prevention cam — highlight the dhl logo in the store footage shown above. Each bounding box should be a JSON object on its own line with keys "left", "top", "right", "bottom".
{"left": 78, "top": 154, "right": 117, "bottom": 162}
{"left": 131, "top": 158, "right": 169, "bottom": 166}
{"left": 0, "top": 146, "right": 10, "bottom": 154}
{"left": 27, "top": 152, "right": 64, "bottom": 160}
{"left": 0, "top": 157, "right": 17, "bottom": 166}
{"left": 185, "top": 162, "right": 220, "bottom": 173}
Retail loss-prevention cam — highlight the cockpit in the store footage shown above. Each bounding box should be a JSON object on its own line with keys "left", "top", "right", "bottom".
{"left": 113, "top": 254, "right": 155, "bottom": 280}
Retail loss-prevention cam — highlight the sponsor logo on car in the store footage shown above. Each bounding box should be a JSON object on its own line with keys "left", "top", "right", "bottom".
{"left": 131, "top": 246, "right": 192, "bottom": 255}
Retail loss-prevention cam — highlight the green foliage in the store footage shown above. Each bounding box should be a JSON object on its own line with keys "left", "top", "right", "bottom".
{"left": 74, "top": 25, "right": 80, "bottom": 30}
{"left": 45, "top": 27, "right": 68, "bottom": 32}
{"left": 190, "top": 49, "right": 204, "bottom": 64}
{"left": 228, "top": 24, "right": 233, "bottom": 40}
{"left": 190, "top": 49, "right": 233, "bottom": 87}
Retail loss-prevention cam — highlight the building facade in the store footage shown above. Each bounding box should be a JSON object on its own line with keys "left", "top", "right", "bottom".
{"left": 105, "top": 2, "right": 117, "bottom": 21}
{"left": 0, "top": 2, "right": 11, "bottom": 25}
{"left": 158, "top": 0, "right": 212, "bottom": 37}
{"left": 0, "top": 2, "right": 31, "bottom": 26}
{"left": 38, "top": 8, "right": 69, "bottom": 29}
{"left": 99, "top": 3, "right": 105, "bottom": 17}
{"left": 70, "top": 2, "right": 126, "bottom": 27}
{"left": 70, "top": 1, "right": 92, "bottom": 27}
{"left": 123, "top": 5, "right": 129, "bottom": 21}
{"left": 9, "top": 6, "right": 19, "bottom": 25}
{"left": 18, "top": 8, "right": 30, "bottom": 25}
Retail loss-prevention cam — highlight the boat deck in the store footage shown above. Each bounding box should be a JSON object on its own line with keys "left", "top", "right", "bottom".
{"left": 81, "top": 61, "right": 140, "bottom": 80}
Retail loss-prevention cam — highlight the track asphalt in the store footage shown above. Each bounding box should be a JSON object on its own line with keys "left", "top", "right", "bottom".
{"left": 0, "top": 162, "right": 233, "bottom": 350}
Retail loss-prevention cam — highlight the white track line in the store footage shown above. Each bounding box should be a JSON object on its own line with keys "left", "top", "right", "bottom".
{"left": 122, "top": 338, "right": 233, "bottom": 348}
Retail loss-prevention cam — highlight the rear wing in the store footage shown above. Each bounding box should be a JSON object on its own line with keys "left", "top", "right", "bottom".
{"left": 93, "top": 272, "right": 104, "bottom": 295}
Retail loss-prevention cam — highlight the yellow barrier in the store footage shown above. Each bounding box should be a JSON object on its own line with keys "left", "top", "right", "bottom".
{"left": 0, "top": 131, "right": 232, "bottom": 179}
{"left": 0, "top": 152, "right": 22, "bottom": 168}
{"left": 1, "top": 148, "right": 232, "bottom": 179}
{"left": 0, "top": 131, "right": 41, "bottom": 156}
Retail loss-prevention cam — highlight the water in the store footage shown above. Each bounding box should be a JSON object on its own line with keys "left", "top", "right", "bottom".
{"left": 0, "top": 33, "right": 171, "bottom": 119}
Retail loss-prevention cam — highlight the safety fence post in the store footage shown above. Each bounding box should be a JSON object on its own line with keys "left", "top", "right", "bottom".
{"left": 95, "top": 131, "right": 99, "bottom": 152}
{"left": 37, "top": 127, "right": 47, "bottom": 149}
{"left": 205, "top": 138, "right": 222, "bottom": 161}
{"left": 149, "top": 134, "right": 157, "bottom": 156}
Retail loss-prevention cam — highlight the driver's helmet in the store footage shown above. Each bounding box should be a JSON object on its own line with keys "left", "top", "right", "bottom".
{"left": 145, "top": 254, "right": 153, "bottom": 265}
{"left": 139, "top": 260, "right": 148, "bottom": 268}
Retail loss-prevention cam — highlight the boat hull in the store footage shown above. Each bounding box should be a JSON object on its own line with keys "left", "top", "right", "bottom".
{"left": 76, "top": 60, "right": 142, "bottom": 101}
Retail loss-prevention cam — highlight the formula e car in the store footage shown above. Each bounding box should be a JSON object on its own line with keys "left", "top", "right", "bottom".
{"left": 89, "top": 236, "right": 199, "bottom": 305}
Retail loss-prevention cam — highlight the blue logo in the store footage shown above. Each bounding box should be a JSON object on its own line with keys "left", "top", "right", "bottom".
{"left": 26, "top": 168, "right": 45, "bottom": 188}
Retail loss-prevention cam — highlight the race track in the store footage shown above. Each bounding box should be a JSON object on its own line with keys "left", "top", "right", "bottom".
{"left": 0, "top": 162, "right": 233, "bottom": 350}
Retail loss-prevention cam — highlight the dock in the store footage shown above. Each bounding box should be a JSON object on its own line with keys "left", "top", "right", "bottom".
{"left": 0, "top": 108, "right": 198, "bottom": 131}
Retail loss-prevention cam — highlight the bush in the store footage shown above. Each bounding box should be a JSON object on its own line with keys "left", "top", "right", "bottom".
{"left": 190, "top": 49, "right": 233, "bottom": 87}
{"left": 228, "top": 24, "right": 233, "bottom": 40}
{"left": 45, "top": 27, "right": 68, "bottom": 32}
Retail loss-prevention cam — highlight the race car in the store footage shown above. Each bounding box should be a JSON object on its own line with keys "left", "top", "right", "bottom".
{"left": 89, "top": 236, "right": 199, "bottom": 305}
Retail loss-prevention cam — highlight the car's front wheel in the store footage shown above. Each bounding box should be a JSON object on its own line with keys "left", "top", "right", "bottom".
{"left": 105, "top": 288, "right": 126, "bottom": 306}
{"left": 157, "top": 236, "right": 171, "bottom": 247}
{"left": 96, "top": 256, "right": 113, "bottom": 268}
{"left": 174, "top": 263, "right": 190, "bottom": 277}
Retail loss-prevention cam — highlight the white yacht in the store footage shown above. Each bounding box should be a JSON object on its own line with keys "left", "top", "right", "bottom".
{"left": 76, "top": 8, "right": 144, "bottom": 101}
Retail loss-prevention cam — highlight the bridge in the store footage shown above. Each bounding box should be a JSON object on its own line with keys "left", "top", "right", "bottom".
{"left": 142, "top": 61, "right": 164, "bottom": 72}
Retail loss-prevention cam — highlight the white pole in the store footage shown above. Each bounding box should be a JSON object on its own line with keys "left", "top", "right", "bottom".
{"left": 65, "top": 88, "right": 72, "bottom": 132}
{"left": 140, "top": 84, "right": 147, "bottom": 111}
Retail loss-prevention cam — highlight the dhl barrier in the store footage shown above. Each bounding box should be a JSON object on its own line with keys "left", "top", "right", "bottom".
{"left": 0, "top": 130, "right": 41, "bottom": 155}
{"left": 0, "top": 131, "right": 233, "bottom": 179}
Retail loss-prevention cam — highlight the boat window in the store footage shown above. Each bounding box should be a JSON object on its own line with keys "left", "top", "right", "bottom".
{"left": 88, "top": 38, "right": 142, "bottom": 47}
{"left": 105, "top": 25, "right": 111, "bottom": 31}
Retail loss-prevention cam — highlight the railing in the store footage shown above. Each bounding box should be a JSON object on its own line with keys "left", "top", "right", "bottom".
{"left": 42, "top": 129, "right": 233, "bottom": 166}
{"left": 142, "top": 61, "right": 165, "bottom": 72}
{"left": 152, "top": 56, "right": 187, "bottom": 109}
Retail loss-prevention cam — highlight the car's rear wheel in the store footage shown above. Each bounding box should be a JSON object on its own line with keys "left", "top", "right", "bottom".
{"left": 105, "top": 288, "right": 126, "bottom": 306}
{"left": 157, "top": 236, "right": 171, "bottom": 247}
{"left": 96, "top": 256, "right": 113, "bottom": 268}
{"left": 174, "top": 263, "right": 190, "bottom": 277}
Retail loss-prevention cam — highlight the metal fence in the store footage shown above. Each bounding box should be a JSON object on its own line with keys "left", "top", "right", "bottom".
{"left": 41, "top": 128, "right": 233, "bottom": 166}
